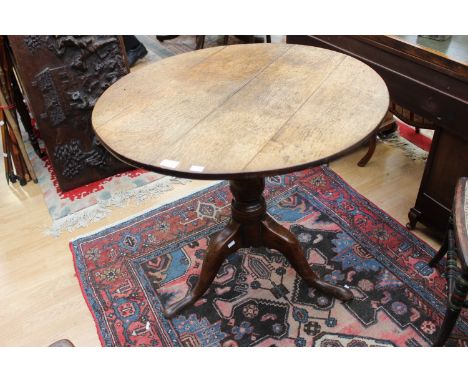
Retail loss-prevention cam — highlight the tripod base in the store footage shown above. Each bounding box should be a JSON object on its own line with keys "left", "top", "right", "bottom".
{"left": 163, "top": 177, "right": 353, "bottom": 318}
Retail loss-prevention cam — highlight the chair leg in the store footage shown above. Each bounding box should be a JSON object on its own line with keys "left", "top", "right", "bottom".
{"left": 433, "top": 273, "right": 468, "bottom": 346}
{"left": 429, "top": 232, "right": 448, "bottom": 267}
{"left": 357, "top": 132, "right": 377, "bottom": 167}
{"left": 429, "top": 215, "right": 453, "bottom": 267}
{"left": 195, "top": 35, "right": 205, "bottom": 50}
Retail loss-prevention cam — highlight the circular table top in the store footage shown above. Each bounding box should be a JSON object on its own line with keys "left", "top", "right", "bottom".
{"left": 92, "top": 43, "right": 389, "bottom": 180}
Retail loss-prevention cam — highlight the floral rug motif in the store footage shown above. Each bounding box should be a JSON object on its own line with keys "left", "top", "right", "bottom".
{"left": 70, "top": 166, "right": 467, "bottom": 347}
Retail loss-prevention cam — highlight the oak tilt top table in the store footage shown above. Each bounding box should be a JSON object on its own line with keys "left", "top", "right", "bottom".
{"left": 92, "top": 43, "right": 389, "bottom": 318}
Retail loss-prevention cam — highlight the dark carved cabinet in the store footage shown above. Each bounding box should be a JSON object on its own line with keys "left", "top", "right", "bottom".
{"left": 8, "top": 35, "right": 131, "bottom": 191}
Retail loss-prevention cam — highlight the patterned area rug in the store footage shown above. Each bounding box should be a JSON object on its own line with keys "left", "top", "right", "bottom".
{"left": 70, "top": 166, "right": 467, "bottom": 346}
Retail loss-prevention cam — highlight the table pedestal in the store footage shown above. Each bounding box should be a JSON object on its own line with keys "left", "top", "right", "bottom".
{"left": 163, "top": 177, "right": 354, "bottom": 318}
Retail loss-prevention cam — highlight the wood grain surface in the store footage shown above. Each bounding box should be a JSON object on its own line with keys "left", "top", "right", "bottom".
{"left": 92, "top": 44, "right": 389, "bottom": 179}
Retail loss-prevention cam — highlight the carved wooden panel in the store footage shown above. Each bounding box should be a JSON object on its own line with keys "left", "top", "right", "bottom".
{"left": 8, "top": 35, "right": 131, "bottom": 191}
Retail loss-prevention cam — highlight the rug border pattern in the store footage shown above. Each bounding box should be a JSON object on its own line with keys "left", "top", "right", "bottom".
{"left": 70, "top": 166, "right": 457, "bottom": 346}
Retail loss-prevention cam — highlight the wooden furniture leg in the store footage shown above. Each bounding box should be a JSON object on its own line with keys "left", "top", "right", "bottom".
{"left": 195, "top": 36, "right": 205, "bottom": 50}
{"left": 357, "top": 111, "right": 395, "bottom": 167}
{"left": 429, "top": 235, "right": 448, "bottom": 267}
{"left": 163, "top": 177, "right": 353, "bottom": 318}
{"left": 429, "top": 218, "right": 450, "bottom": 267}
{"left": 357, "top": 132, "right": 377, "bottom": 167}
{"left": 433, "top": 273, "right": 468, "bottom": 346}
{"left": 163, "top": 220, "right": 242, "bottom": 318}
{"left": 406, "top": 207, "right": 421, "bottom": 229}
{"left": 261, "top": 215, "right": 353, "bottom": 301}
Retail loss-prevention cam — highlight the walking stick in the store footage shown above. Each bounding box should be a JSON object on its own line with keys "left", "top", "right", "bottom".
{"left": 0, "top": 89, "right": 37, "bottom": 183}
{"left": 1, "top": 111, "right": 11, "bottom": 183}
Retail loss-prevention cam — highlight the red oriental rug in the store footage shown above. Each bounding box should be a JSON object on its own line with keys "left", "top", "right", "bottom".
{"left": 70, "top": 166, "right": 467, "bottom": 346}
{"left": 398, "top": 121, "right": 432, "bottom": 152}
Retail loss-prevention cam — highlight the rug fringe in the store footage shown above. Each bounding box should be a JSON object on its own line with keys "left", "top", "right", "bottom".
{"left": 380, "top": 132, "right": 428, "bottom": 161}
{"left": 69, "top": 180, "right": 223, "bottom": 242}
{"left": 45, "top": 177, "right": 191, "bottom": 236}
{"left": 46, "top": 204, "right": 112, "bottom": 237}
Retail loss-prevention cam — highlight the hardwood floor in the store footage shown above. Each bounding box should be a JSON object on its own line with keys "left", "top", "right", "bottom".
{"left": 0, "top": 36, "right": 441, "bottom": 346}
